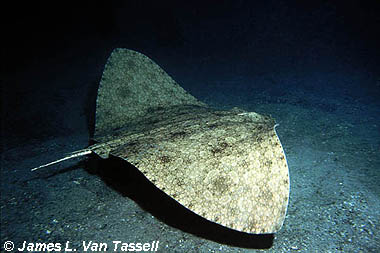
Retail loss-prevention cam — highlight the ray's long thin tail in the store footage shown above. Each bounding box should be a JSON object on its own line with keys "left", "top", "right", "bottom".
{"left": 31, "top": 149, "right": 93, "bottom": 171}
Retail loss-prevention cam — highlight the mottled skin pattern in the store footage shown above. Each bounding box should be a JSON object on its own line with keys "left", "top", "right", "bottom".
{"left": 94, "top": 48, "right": 205, "bottom": 139}
{"left": 89, "top": 49, "right": 290, "bottom": 234}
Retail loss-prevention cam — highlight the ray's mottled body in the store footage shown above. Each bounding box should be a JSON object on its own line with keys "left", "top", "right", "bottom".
{"left": 33, "top": 49, "right": 290, "bottom": 234}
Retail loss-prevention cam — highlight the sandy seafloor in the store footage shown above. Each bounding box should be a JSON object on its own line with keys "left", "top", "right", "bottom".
{"left": 2, "top": 42, "right": 379, "bottom": 253}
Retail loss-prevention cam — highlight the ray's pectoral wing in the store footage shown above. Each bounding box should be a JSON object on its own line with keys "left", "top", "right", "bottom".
{"left": 102, "top": 110, "right": 288, "bottom": 234}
